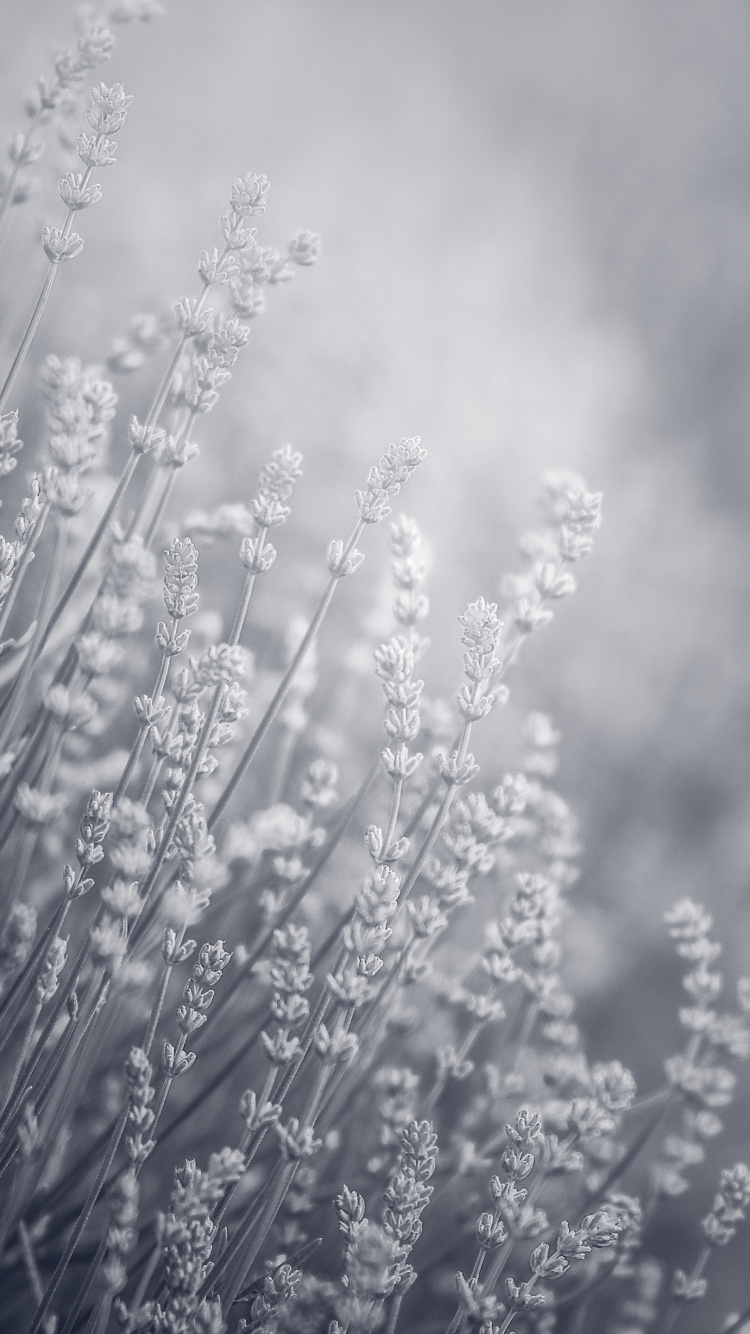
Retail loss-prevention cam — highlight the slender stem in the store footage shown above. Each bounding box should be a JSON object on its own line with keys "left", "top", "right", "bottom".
{"left": 87, "top": 1290, "right": 112, "bottom": 1334}
{"left": 25, "top": 765, "right": 376, "bottom": 1232}
{"left": 0, "top": 107, "right": 44, "bottom": 259}
{"left": 220, "top": 1014, "right": 349, "bottom": 1312}
{"left": 229, "top": 570, "right": 256, "bottom": 650}
{"left": 0, "top": 503, "right": 50, "bottom": 645}
{"left": 18, "top": 1219, "right": 45, "bottom": 1310}
{"left": 58, "top": 1236, "right": 107, "bottom": 1334}
{"left": 0, "top": 999, "right": 76, "bottom": 1159}
{"left": 423, "top": 1016, "right": 482, "bottom": 1115}
{"left": 496, "top": 1306, "right": 517, "bottom": 1334}
{"left": 395, "top": 773, "right": 463, "bottom": 909}
{"left": 208, "top": 519, "right": 365, "bottom": 830}
{"left": 129, "top": 406, "right": 196, "bottom": 545}
{"left": 39, "top": 453, "right": 139, "bottom": 655}
{"left": 112, "top": 629, "right": 174, "bottom": 807}
{"left": 140, "top": 466, "right": 177, "bottom": 546}
{"left": 26, "top": 1095, "right": 129, "bottom": 1334}
{"left": 0, "top": 970, "right": 108, "bottom": 1264}
{"left": 200, "top": 1167, "right": 279, "bottom": 1303}
{"left": 139, "top": 722, "right": 172, "bottom": 810}
{"left": 381, "top": 777, "right": 404, "bottom": 857}
{"left": 0, "top": 517, "right": 66, "bottom": 755}
{"left": 209, "top": 758, "right": 379, "bottom": 1027}
{"left": 55, "top": 935, "right": 190, "bottom": 1334}
{"left": 444, "top": 1304, "right": 465, "bottom": 1334}
{"left": 265, "top": 720, "right": 297, "bottom": 806}
{"left": 662, "top": 1245, "right": 712, "bottom": 1334}
{"left": 0, "top": 265, "right": 59, "bottom": 414}
{"left": 141, "top": 919, "right": 187, "bottom": 1058}
{"left": 481, "top": 1172, "right": 550, "bottom": 1297}
{"left": 384, "top": 1292, "right": 404, "bottom": 1334}
{"left": 128, "top": 1242, "right": 162, "bottom": 1324}
{"left": 583, "top": 1093, "right": 673, "bottom": 1209}
{"left": 2, "top": 996, "right": 42, "bottom": 1118}
{"left": 0, "top": 897, "right": 69, "bottom": 1035}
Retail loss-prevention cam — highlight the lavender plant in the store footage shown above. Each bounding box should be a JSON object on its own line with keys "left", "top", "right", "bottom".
{"left": 0, "top": 9, "right": 747, "bottom": 1334}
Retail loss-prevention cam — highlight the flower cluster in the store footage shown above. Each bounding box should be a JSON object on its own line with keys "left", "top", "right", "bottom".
{"left": 261, "top": 924, "right": 313, "bottom": 1070}
{"left": 381, "top": 1119, "right": 438, "bottom": 1291}
{"left": 240, "top": 443, "right": 304, "bottom": 575}
{"left": 354, "top": 438, "right": 427, "bottom": 526}
{"left": 0, "top": 471, "right": 45, "bottom": 622}
{"left": 656, "top": 900, "right": 750, "bottom": 1200}
{"left": 151, "top": 1150, "right": 245, "bottom": 1334}
{"left": 502, "top": 471, "right": 602, "bottom": 648}
{"left": 373, "top": 635, "right": 424, "bottom": 807}
{"left": 701, "top": 1163, "right": 750, "bottom": 1247}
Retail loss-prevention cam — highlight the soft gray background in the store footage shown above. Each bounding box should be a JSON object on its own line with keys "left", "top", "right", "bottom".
{"left": 2, "top": 0, "right": 750, "bottom": 1314}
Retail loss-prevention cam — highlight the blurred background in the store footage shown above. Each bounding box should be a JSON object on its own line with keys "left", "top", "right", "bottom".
{"left": 2, "top": 0, "right": 750, "bottom": 1314}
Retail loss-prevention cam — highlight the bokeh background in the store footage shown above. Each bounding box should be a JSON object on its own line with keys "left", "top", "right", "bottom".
{"left": 2, "top": 0, "right": 750, "bottom": 1319}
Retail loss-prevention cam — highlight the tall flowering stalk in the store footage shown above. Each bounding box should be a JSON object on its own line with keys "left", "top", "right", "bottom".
{"left": 0, "top": 26, "right": 115, "bottom": 261}
{"left": 209, "top": 438, "right": 426, "bottom": 830}
{"left": 0, "top": 82, "right": 132, "bottom": 413}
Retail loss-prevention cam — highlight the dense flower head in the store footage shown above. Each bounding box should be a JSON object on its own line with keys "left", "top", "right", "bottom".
{"left": 355, "top": 438, "right": 426, "bottom": 523}
{"left": 591, "top": 1060, "right": 637, "bottom": 1113}
{"left": 287, "top": 228, "right": 322, "bottom": 265}
{"left": 51, "top": 27, "right": 115, "bottom": 91}
{"left": 702, "top": 1162, "right": 750, "bottom": 1246}
{"left": 230, "top": 171, "right": 270, "bottom": 216}
{"left": 86, "top": 81, "right": 133, "bottom": 135}
{"left": 163, "top": 536, "right": 199, "bottom": 620}
{"left": 257, "top": 442, "right": 304, "bottom": 500}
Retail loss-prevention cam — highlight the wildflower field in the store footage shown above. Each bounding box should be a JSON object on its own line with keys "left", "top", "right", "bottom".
{"left": 0, "top": 3, "right": 749, "bottom": 1333}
